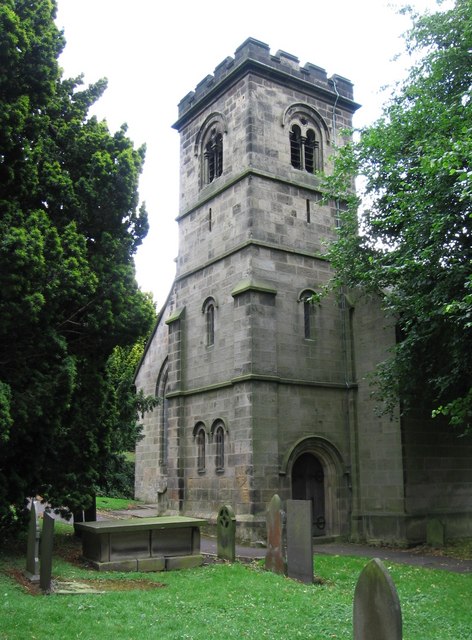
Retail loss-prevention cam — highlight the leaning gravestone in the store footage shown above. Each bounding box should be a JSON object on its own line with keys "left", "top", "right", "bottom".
{"left": 265, "top": 494, "right": 286, "bottom": 575}
{"left": 353, "top": 558, "right": 402, "bottom": 640}
{"left": 217, "top": 505, "right": 236, "bottom": 562}
{"left": 25, "top": 499, "right": 40, "bottom": 583}
{"left": 40, "top": 511, "right": 55, "bottom": 593}
{"left": 286, "top": 499, "right": 313, "bottom": 584}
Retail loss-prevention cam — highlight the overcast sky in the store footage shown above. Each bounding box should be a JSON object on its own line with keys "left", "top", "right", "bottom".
{"left": 55, "top": 0, "right": 446, "bottom": 307}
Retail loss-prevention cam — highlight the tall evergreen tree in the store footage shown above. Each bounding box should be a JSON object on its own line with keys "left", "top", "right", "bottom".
{"left": 325, "top": 0, "right": 472, "bottom": 431}
{"left": 0, "top": 0, "right": 155, "bottom": 530}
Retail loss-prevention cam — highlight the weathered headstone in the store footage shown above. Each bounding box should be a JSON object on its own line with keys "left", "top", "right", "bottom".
{"left": 217, "top": 505, "right": 236, "bottom": 561}
{"left": 39, "top": 511, "right": 55, "bottom": 593}
{"left": 25, "top": 499, "right": 40, "bottom": 583}
{"left": 426, "top": 518, "right": 444, "bottom": 548}
{"left": 265, "top": 494, "right": 286, "bottom": 575}
{"left": 286, "top": 499, "right": 313, "bottom": 584}
{"left": 353, "top": 558, "right": 402, "bottom": 640}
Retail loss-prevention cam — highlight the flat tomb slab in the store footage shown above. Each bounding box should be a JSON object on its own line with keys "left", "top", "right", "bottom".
{"left": 75, "top": 516, "right": 206, "bottom": 534}
{"left": 75, "top": 516, "right": 207, "bottom": 571}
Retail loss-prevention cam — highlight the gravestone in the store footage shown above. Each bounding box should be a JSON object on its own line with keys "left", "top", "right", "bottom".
{"left": 39, "top": 511, "right": 55, "bottom": 593}
{"left": 426, "top": 518, "right": 444, "bottom": 548}
{"left": 353, "top": 558, "right": 402, "bottom": 640}
{"left": 265, "top": 494, "right": 286, "bottom": 575}
{"left": 217, "top": 505, "right": 236, "bottom": 561}
{"left": 286, "top": 499, "right": 313, "bottom": 584}
{"left": 25, "top": 499, "right": 40, "bottom": 583}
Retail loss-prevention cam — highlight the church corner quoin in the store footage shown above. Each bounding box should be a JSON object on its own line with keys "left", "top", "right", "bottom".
{"left": 134, "top": 38, "right": 472, "bottom": 545}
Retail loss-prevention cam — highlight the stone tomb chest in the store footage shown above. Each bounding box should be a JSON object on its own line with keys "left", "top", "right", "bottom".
{"left": 75, "top": 516, "right": 206, "bottom": 571}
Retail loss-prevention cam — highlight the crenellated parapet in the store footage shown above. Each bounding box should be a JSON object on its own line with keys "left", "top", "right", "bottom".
{"left": 174, "top": 37, "right": 358, "bottom": 128}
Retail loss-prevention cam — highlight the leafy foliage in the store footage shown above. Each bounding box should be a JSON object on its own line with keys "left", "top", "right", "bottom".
{"left": 324, "top": 0, "right": 472, "bottom": 431}
{"left": 0, "top": 0, "right": 157, "bottom": 530}
{"left": 96, "top": 337, "right": 159, "bottom": 498}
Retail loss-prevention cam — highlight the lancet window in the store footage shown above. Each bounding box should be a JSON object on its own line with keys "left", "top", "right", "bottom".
{"left": 202, "top": 297, "right": 217, "bottom": 347}
{"left": 195, "top": 424, "right": 206, "bottom": 473}
{"left": 215, "top": 424, "right": 225, "bottom": 472}
{"left": 299, "top": 290, "right": 317, "bottom": 340}
{"left": 156, "top": 361, "right": 169, "bottom": 469}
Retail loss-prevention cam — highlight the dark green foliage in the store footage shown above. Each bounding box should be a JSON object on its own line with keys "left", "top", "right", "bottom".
{"left": 96, "top": 338, "right": 159, "bottom": 498}
{"left": 96, "top": 455, "right": 136, "bottom": 499}
{"left": 0, "top": 0, "right": 157, "bottom": 531}
{"left": 324, "top": 0, "right": 472, "bottom": 431}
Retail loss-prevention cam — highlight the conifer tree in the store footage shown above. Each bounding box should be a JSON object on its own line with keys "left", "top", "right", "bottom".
{"left": 0, "top": 0, "right": 156, "bottom": 529}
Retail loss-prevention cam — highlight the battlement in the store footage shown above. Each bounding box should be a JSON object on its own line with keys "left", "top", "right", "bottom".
{"left": 176, "top": 37, "right": 356, "bottom": 122}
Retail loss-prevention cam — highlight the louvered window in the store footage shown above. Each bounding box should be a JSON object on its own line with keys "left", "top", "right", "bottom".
{"left": 289, "top": 124, "right": 321, "bottom": 173}
{"left": 290, "top": 124, "right": 302, "bottom": 169}
{"left": 205, "top": 129, "right": 223, "bottom": 183}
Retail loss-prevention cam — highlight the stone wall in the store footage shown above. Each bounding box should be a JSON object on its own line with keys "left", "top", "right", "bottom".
{"left": 402, "top": 411, "right": 472, "bottom": 541}
{"left": 134, "top": 294, "right": 173, "bottom": 504}
{"left": 349, "top": 293, "right": 407, "bottom": 544}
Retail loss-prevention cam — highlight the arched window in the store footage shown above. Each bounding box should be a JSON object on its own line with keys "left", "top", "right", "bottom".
{"left": 211, "top": 420, "right": 226, "bottom": 472}
{"left": 202, "top": 297, "right": 217, "bottom": 347}
{"left": 204, "top": 128, "right": 223, "bottom": 183}
{"left": 290, "top": 125, "right": 320, "bottom": 174}
{"left": 156, "top": 360, "right": 169, "bottom": 469}
{"left": 206, "top": 303, "right": 215, "bottom": 346}
{"left": 290, "top": 124, "right": 302, "bottom": 169}
{"left": 194, "top": 423, "right": 206, "bottom": 473}
{"left": 283, "top": 103, "right": 328, "bottom": 174}
{"left": 304, "top": 129, "right": 320, "bottom": 173}
{"left": 195, "top": 112, "right": 227, "bottom": 189}
{"left": 215, "top": 425, "right": 225, "bottom": 472}
{"left": 299, "top": 290, "right": 316, "bottom": 340}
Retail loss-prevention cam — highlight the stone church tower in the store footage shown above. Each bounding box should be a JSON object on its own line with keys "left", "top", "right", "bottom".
{"left": 135, "top": 38, "right": 472, "bottom": 544}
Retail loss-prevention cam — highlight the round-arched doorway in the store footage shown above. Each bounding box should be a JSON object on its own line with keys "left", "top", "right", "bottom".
{"left": 291, "top": 452, "right": 326, "bottom": 536}
{"left": 281, "top": 436, "right": 348, "bottom": 538}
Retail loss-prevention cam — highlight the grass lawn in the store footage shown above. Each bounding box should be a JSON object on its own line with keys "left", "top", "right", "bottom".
{"left": 95, "top": 496, "right": 144, "bottom": 512}
{"left": 1, "top": 522, "right": 471, "bottom": 640}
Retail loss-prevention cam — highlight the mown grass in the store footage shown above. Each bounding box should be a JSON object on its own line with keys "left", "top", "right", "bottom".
{"left": 0, "top": 523, "right": 471, "bottom": 640}
{"left": 95, "top": 496, "right": 144, "bottom": 511}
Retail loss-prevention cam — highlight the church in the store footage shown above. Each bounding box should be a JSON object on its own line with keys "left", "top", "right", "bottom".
{"left": 134, "top": 38, "right": 472, "bottom": 545}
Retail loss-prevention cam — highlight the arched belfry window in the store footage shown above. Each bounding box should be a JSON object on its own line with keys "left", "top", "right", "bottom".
{"left": 202, "top": 296, "right": 218, "bottom": 347}
{"left": 290, "top": 124, "right": 302, "bottom": 169}
{"left": 205, "top": 128, "right": 223, "bottom": 183}
{"left": 290, "top": 124, "right": 321, "bottom": 173}
{"left": 195, "top": 112, "right": 227, "bottom": 188}
{"left": 304, "top": 129, "right": 320, "bottom": 173}
{"left": 283, "top": 103, "right": 329, "bottom": 174}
